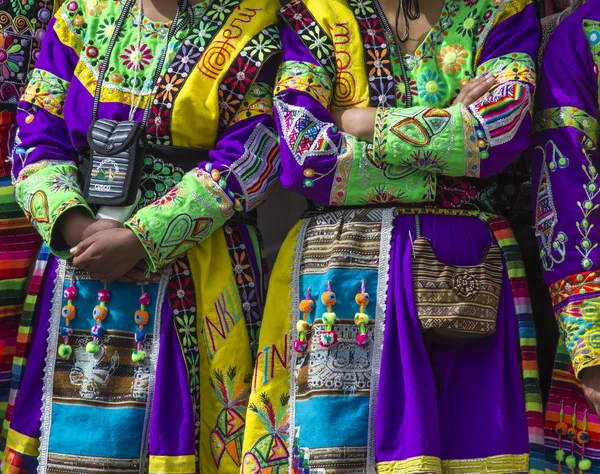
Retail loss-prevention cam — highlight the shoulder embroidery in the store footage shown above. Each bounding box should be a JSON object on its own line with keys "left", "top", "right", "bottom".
{"left": 279, "top": 0, "right": 336, "bottom": 81}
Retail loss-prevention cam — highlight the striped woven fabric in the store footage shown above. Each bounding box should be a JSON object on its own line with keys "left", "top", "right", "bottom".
{"left": 0, "top": 177, "right": 42, "bottom": 451}
{"left": 488, "top": 216, "right": 546, "bottom": 473}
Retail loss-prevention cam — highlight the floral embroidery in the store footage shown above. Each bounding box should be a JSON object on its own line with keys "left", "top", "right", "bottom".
{"left": 120, "top": 43, "right": 153, "bottom": 70}
{"left": 348, "top": 0, "right": 396, "bottom": 106}
{"left": 436, "top": 45, "right": 467, "bottom": 74}
{"left": 0, "top": 33, "right": 25, "bottom": 81}
{"left": 576, "top": 135, "right": 600, "bottom": 271}
{"left": 557, "top": 296, "right": 600, "bottom": 378}
{"left": 550, "top": 271, "right": 600, "bottom": 308}
{"left": 280, "top": 0, "right": 336, "bottom": 80}
{"left": 224, "top": 223, "right": 263, "bottom": 356}
{"left": 395, "top": 74, "right": 417, "bottom": 104}
{"left": 22, "top": 69, "right": 69, "bottom": 119}
{"left": 168, "top": 257, "right": 201, "bottom": 466}
{"left": 242, "top": 392, "right": 289, "bottom": 474}
{"left": 456, "top": 8, "right": 478, "bottom": 37}
{"left": 275, "top": 61, "right": 332, "bottom": 109}
{"left": 418, "top": 69, "right": 448, "bottom": 104}
{"left": 533, "top": 106, "right": 599, "bottom": 143}
{"left": 210, "top": 366, "right": 251, "bottom": 468}
{"left": 584, "top": 20, "right": 600, "bottom": 108}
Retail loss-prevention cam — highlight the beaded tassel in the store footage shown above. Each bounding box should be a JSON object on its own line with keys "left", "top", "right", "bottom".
{"left": 294, "top": 288, "right": 314, "bottom": 353}
{"left": 133, "top": 287, "right": 151, "bottom": 363}
{"left": 58, "top": 277, "right": 77, "bottom": 359}
{"left": 577, "top": 410, "right": 591, "bottom": 472}
{"left": 566, "top": 404, "right": 578, "bottom": 474}
{"left": 555, "top": 400, "right": 567, "bottom": 473}
{"left": 319, "top": 281, "right": 337, "bottom": 348}
{"left": 354, "top": 280, "right": 370, "bottom": 347}
{"left": 87, "top": 286, "right": 110, "bottom": 354}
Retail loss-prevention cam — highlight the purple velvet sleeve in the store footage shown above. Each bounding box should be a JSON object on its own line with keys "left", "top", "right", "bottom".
{"left": 11, "top": 18, "right": 80, "bottom": 181}
{"left": 475, "top": 4, "right": 539, "bottom": 177}
{"left": 530, "top": 12, "right": 599, "bottom": 292}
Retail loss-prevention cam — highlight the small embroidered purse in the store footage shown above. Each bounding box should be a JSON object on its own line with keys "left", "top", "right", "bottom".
{"left": 411, "top": 216, "right": 503, "bottom": 344}
{"left": 83, "top": 119, "right": 147, "bottom": 206}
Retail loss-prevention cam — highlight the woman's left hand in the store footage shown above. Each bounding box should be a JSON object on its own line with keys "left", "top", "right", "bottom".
{"left": 331, "top": 107, "right": 378, "bottom": 142}
{"left": 70, "top": 228, "right": 148, "bottom": 282}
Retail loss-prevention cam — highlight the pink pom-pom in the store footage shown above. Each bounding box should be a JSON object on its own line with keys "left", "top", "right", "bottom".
{"left": 356, "top": 333, "right": 369, "bottom": 347}
{"left": 98, "top": 288, "right": 111, "bottom": 302}
{"left": 293, "top": 339, "right": 308, "bottom": 353}
{"left": 64, "top": 286, "right": 77, "bottom": 300}
{"left": 139, "top": 292, "right": 151, "bottom": 306}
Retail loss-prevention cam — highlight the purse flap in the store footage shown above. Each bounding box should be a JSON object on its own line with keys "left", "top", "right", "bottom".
{"left": 87, "top": 118, "right": 144, "bottom": 155}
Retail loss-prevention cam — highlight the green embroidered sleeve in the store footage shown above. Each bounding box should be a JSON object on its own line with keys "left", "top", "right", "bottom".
{"left": 124, "top": 169, "right": 235, "bottom": 272}
{"left": 557, "top": 294, "right": 600, "bottom": 378}
{"left": 15, "top": 162, "right": 93, "bottom": 258}
{"left": 373, "top": 53, "right": 536, "bottom": 179}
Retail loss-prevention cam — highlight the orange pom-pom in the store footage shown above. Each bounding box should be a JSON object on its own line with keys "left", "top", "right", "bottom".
{"left": 134, "top": 310, "right": 149, "bottom": 325}
{"left": 61, "top": 304, "right": 76, "bottom": 321}
{"left": 321, "top": 291, "right": 336, "bottom": 306}
{"left": 555, "top": 422, "right": 568, "bottom": 436}
{"left": 92, "top": 305, "right": 108, "bottom": 321}
{"left": 299, "top": 299, "right": 314, "bottom": 313}
{"left": 355, "top": 293, "right": 370, "bottom": 306}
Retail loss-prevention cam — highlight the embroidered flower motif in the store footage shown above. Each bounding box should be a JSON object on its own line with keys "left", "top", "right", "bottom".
{"left": 301, "top": 28, "right": 334, "bottom": 58}
{"left": 85, "top": 0, "right": 107, "bottom": 15}
{"left": 464, "top": 0, "right": 479, "bottom": 6}
{"left": 148, "top": 106, "right": 169, "bottom": 137}
{"left": 371, "top": 81, "right": 395, "bottom": 106}
{"left": 456, "top": 9, "right": 478, "bottom": 37}
{"left": 367, "top": 49, "right": 391, "bottom": 77}
{"left": 224, "top": 57, "right": 256, "bottom": 94}
{"left": 232, "top": 250, "right": 252, "bottom": 285}
{"left": 48, "top": 172, "right": 79, "bottom": 193}
{"left": 247, "top": 31, "right": 279, "bottom": 62}
{"left": 189, "top": 21, "right": 219, "bottom": 48}
{"left": 205, "top": 0, "right": 237, "bottom": 21}
{"left": 170, "top": 44, "right": 201, "bottom": 74}
{"left": 437, "top": 45, "right": 468, "bottom": 74}
{"left": 176, "top": 314, "right": 198, "bottom": 347}
{"left": 98, "top": 17, "right": 120, "bottom": 43}
{"left": 219, "top": 90, "right": 241, "bottom": 122}
{"left": 406, "top": 151, "right": 448, "bottom": 174}
{"left": 361, "top": 20, "right": 385, "bottom": 45}
{"left": 351, "top": 0, "right": 375, "bottom": 15}
{"left": 394, "top": 74, "right": 417, "bottom": 103}
{"left": 153, "top": 186, "right": 182, "bottom": 207}
{"left": 241, "top": 289, "right": 260, "bottom": 323}
{"left": 0, "top": 34, "right": 24, "bottom": 80}
{"left": 286, "top": 3, "right": 312, "bottom": 29}
{"left": 120, "top": 43, "right": 153, "bottom": 70}
{"left": 156, "top": 74, "right": 185, "bottom": 103}
{"left": 418, "top": 69, "right": 447, "bottom": 104}
{"left": 362, "top": 185, "right": 405, "bottom": 205}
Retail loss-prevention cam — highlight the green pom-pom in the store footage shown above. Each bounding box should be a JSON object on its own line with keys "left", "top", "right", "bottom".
{"left": 579, "top": 458, "right": 592, "bottom": 471}
{"left": 566, "top": 455, "right": 577, "bottom": 469}
{"left": 555, "top": 449, "right": 566, "bottom": 462}
{"left": 132, "top": 350, "right": 146, "bottom": 363}
{"left": 86, "top": 341, "right": 99, "bottom": 354}
{"left": 58, "top": 344, "right": 72, "bottom": 359}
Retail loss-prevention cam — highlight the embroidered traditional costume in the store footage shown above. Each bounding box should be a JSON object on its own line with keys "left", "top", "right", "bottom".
{"left": 0, "top": 0, "right": 51, "bottom": 439}
{"left": 3, "top": 0, "right": 281, "bottom": 472}
{"left": 241, "top": 0, "right": 544, "bottom": 472}
{"left": 533, "top": 0, "right": 600, "bottom": 471}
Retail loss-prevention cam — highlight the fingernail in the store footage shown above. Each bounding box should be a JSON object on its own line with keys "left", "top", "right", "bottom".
{"left": 485, "top": 72, "right": 495, "bottom": 80}
{"left": 70, "top": 247, "right": 77, "bottom": 254}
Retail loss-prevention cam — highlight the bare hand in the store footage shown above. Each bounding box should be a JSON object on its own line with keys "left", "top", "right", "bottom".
{"left": 331, "top": 107, "right": 378, "bottom": 142}
{"left": 118, "top": 260, "right": 162, "bottom": 284}
{"left": 453, "top": 73, "right": 496, "bottom": 107}
{"left": 580, "top": 366, "right": 600, "bottom": 416}
{"left": 82, "top": 218, "right": 123, "bottom": 241}
{"left": 71, "top": 228, "right": 147, "bottom": 282}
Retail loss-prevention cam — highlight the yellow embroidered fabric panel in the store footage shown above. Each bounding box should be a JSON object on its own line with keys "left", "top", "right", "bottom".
{"left": 377, "top": 454, "right": 529, "bottom": 473}
{"left": 275, "top": 61, "right": 332, "bottom": 109}
{"left": 171, "top": 0, "right": 279, "bottom": 149}
{"left": 301, "top": 0, "right": 371, "bottom": 108}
